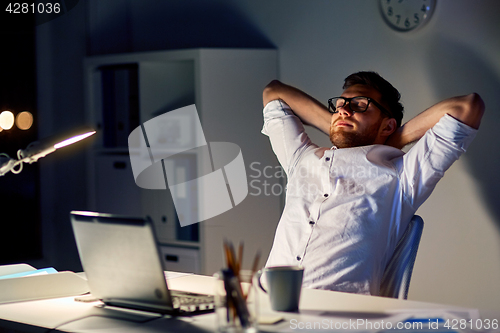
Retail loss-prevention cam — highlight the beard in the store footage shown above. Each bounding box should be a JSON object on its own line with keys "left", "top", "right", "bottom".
{"left": 329, "top": 119, "right": 382, "bottom": 148}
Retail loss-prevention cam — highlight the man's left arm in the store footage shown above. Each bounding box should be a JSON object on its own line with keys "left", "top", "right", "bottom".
{"left": 386, "top": 93, "right": 485, "bottom": 149}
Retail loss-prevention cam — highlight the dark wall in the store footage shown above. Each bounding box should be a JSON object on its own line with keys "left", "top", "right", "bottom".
{"left": 0, "top": 10, "right": 41, "bottom": 264}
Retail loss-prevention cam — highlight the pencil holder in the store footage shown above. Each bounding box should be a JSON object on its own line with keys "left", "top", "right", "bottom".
{"left": 213, "top": 269, "right": 259, "bottom": 333}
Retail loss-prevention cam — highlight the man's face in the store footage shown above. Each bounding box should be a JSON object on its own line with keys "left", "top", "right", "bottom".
{"left": 329, "top": 84, "right": 389, "bottom": 148}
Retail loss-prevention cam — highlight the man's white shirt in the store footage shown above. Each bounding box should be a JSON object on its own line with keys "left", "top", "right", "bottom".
{"left": 262, "top": 100, "right": 477, "bottom": 295}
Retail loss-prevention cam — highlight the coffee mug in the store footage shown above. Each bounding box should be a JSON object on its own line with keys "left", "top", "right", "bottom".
{"left": 256, "top": 266, "right": 303, "bottom": 312}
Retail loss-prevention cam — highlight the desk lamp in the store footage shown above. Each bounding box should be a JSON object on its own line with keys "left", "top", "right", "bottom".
{"left": 0, "top": 126, "right": 96, "bottom": 176}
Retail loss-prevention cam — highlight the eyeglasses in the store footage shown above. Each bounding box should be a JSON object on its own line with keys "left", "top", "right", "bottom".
{"left": 327, "top": 96, "right": 392, "bottom": 117}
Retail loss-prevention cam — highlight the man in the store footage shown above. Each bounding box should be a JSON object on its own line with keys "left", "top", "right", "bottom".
{"left": 261, "top": 71, "right": 484, "bottom": 295}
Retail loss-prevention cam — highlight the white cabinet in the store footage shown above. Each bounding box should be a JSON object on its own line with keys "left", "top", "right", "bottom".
{"left": 84, "top": 49, "right": 279, "bottom": 275}
{"left": 159, "top": 246, "right": 200, "bottom": 274}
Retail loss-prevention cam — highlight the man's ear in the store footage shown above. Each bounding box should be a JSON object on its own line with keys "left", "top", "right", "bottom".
{"left": 379, "top": 118, "right": 397, "bottom": 138}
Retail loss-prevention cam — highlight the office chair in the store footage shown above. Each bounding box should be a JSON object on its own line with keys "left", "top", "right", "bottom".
{"left": 379, "top": 215, "right": 424, "bottom": 299}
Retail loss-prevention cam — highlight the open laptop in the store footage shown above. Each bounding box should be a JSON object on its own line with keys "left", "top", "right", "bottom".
{"left": 70, "top": 210, "right": 214, "bottom": 315}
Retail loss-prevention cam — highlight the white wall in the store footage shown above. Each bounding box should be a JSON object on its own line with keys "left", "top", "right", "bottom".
{"left": 36, "top": 0, "right": 500, "bottom": 311}
{"left": 232, "top": 0, "right": 500, "bottom": 310}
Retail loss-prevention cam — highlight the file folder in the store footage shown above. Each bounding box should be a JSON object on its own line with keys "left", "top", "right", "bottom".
{"left": 0, "top": 264, "right": 89, "bottom": 304}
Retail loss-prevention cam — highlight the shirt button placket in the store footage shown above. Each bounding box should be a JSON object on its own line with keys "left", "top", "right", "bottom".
{"left": 323, "top": 150, "right": 333, "bottom": 199}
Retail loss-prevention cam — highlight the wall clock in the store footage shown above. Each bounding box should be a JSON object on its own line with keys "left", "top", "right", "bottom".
{"left": 379, "top": 0, "right": 436, "bottom": 32}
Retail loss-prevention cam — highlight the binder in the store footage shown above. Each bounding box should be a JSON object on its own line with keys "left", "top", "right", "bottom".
{"left": 0, "top": 264, "right": 89, "bottom": 304}
{"left": 99, "top": 64, "right": 140, "bottom": 148}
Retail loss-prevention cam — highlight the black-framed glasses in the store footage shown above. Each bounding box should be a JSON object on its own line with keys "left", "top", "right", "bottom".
{"left": 327, "top": 96, "right": 392, "bottom": 117}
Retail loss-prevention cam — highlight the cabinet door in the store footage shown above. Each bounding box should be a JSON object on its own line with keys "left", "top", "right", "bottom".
{"left": 141, "top": 157, "right": 199, "bottom": 243}
{"left": 94, "top": 154, "right": 142, "bottom": 216}
{"left": 159, "top": 246, "right": 200, "bottom": 274}
{"left": 142, "top": 188, "right": 176, "bottom": 244}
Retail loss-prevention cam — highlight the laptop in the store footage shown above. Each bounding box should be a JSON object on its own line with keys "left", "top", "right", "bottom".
{"left": 70, "top": 210, "right": 214, "bottom": 315}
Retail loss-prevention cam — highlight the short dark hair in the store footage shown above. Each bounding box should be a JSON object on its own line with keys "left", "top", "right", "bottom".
{"left": 343, "top": 71, "right": 404, "bottom": 127}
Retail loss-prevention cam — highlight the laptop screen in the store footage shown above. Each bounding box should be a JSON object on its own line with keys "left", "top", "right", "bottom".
{"left": 70, "top": 211, "right": 174, "bottom": 310}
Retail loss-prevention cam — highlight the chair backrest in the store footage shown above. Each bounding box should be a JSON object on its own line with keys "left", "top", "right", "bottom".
{"left": 379, "top": 215, "right": 424, "bottom": 299}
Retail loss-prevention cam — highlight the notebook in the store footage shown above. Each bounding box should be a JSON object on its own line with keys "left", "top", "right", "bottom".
{"left": 70, "top": 210, "right": 214, "bottom": 315}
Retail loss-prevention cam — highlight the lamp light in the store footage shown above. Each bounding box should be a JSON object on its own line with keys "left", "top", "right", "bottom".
{"left": 0, "top": 126, "right": 96, "bottom": 176}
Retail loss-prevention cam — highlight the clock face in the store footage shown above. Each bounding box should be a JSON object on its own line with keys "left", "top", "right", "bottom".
{"left": 379, "top": 0, "right": 436, "bottom": 32}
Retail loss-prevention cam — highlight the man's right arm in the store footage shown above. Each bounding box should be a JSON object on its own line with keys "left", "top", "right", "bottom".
{"left": 263, "top": 80, "right": 331, "bottom": 135}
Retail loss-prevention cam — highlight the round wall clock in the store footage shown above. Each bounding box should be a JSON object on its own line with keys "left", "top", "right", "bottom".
{"left": 379, "top": 0, "right": 436, "bottom": 32}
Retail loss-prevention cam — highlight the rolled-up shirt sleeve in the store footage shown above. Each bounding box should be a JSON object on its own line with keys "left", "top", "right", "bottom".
{"left": 261, "top": 100, "right": 314, "bottom": 176}
{"left": 432, "top": 113, "right": 478, "bottom": 151}
{"left": 398, "top": 113, "right": 478, "bottom": 209}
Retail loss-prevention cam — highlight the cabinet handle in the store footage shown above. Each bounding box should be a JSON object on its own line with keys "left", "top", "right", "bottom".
{"left": 165, "top": 255, "right": 178, "bottom": 262}
{"left": 162, "top": 216, "right": 167, "bottom": 223}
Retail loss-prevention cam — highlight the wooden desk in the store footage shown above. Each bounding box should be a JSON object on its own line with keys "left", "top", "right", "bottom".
{"left": 0, "top": 273, "right": 498, "bottom": 333}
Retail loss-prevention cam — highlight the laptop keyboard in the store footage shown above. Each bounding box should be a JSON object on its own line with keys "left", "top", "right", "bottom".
{"left": 170, "top": 290, "right": 215, "bottom": 312}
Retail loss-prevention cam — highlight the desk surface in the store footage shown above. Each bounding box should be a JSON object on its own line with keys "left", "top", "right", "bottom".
{"left": 0, "top": 273, "right": 498, "bottom": 333}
